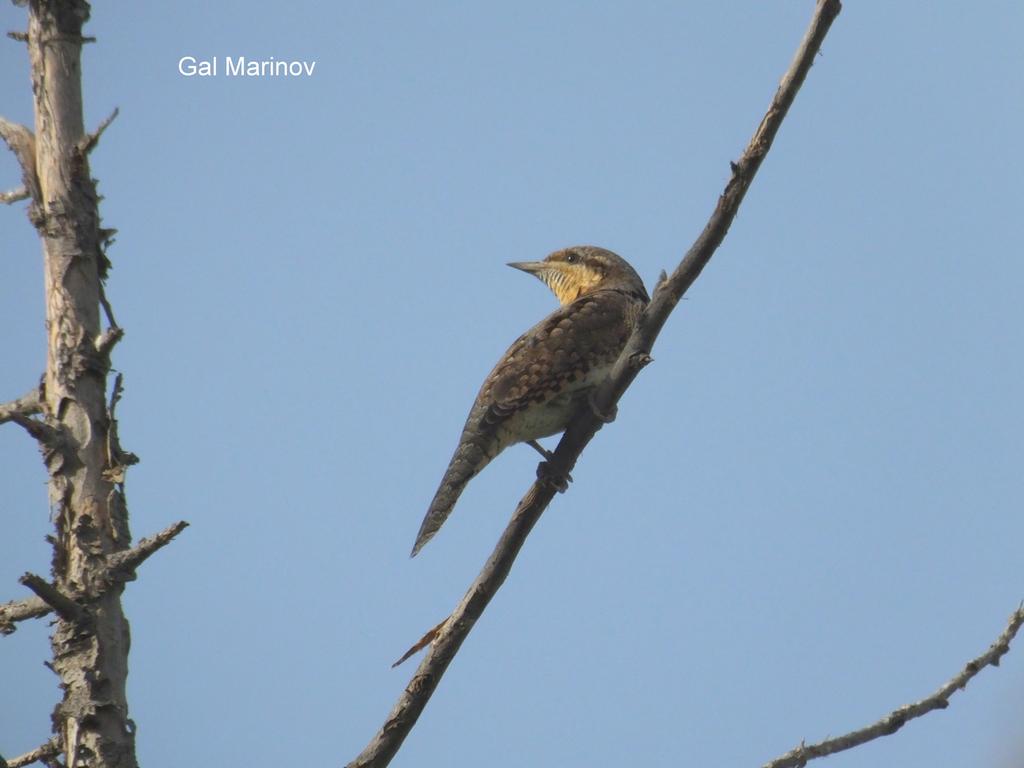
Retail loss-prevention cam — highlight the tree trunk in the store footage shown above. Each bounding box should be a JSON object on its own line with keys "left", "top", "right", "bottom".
{"left": 28, "top": 1, "right": 135, "bottom": 765}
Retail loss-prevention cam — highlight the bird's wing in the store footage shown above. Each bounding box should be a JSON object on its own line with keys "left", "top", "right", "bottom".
{"left": 479, "top": 289, "right": 633, "bottom": 425}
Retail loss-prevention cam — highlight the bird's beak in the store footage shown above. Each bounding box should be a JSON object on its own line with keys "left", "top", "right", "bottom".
{"left": 507, "top": 261, "right": 546, "bottom": 276}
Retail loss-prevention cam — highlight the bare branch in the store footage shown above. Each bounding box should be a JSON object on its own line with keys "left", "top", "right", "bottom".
{"left": 1, "top": 521, "right": 188, "bottom": 636}
{"left": 95, "top": 326, "right": 124, "bottom": 359}
{"left": 764, "top": 604, "right": 1024, "bottom": 768}
{"left": 102, "top": 520, "right": 190, "bottom": 584}
{"left": 98, "top": 281, "right": 118, "bottom": 326}
{"left": 392, "top": 617, "right": 447, "bottom": 668}
{"left": 19, "top": 572, "right": 85, "bottom": 624}
{"left": 0, "top": 116, "right": 39, "bottom": 202}
{"left": 347, "top": 3, "right": 843, "bottom": 765}
{"left": 76, "top": 106, "right": 118, "bottom": 156}
{"left": 4, "top": 739, "right": 60, "bottom": 768}
{"left": 4, "top": 412, "right": 60, "bottom": 446}
{"left": 103, "top": 372, "right": 139, "bottom": 485}
{"left": 1, "top": 185, "right": 29, "bottom": 203}
{"left": 0, "top": 385, "right": 43, "bottom": 425}
{"left": 7, "top": 30, "right": 29, "bottom": 43}
{"left": 0, "top": 594, "right": 49, "bottom": 636}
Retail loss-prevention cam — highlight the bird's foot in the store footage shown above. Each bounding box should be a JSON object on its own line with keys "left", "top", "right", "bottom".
{"left": 527, "top": 440, "right": 573, "bottom": 490}
{"left": 588, "top": 391, "right": 618, "bottom": 424}
{"left": 536, "top": 458, "right": 572, "bottom": 493}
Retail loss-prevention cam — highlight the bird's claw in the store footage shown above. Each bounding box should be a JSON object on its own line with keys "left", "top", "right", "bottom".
{"left": 536, "top": 459, "right": 572, "bottom": 493}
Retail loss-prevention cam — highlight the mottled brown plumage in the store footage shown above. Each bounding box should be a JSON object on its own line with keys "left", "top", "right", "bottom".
{"left": 411, "top": 245, "right": 648, "bottom": 556}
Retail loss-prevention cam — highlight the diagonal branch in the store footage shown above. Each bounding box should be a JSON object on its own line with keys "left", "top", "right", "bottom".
{"left": 764, "top": 604, "right": 1024, "bottom": 768}
{"left": 346, "top": 2, "right": 844, "bottom": 766}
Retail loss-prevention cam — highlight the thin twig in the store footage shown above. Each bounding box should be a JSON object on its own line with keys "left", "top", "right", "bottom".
{"left": 5, "top": 412, "right": 59, "bottom": 446}
{"left": 103, "top": 520, "right": 190, "bottom": 583}
{"left": 98, "top": 287, "right": 118, "bottom": 328}
{"left": 4, "top": 739, "right": 60, "bottom": 768}
{"left": 0, "top": 116, "right": 39, "bottom": 202}
{"left": 76, "top": 106, "right": 118, "bottom": 156}
{"left": 19, "top": 573, "right": 84, "bottom": 624}
{"left": 95, "top": 326, "right": 124, "bottom": 360}
{"left": 1, "top": 185, "right": 29, "bottom": 204}
{"left": 102, "top": 372, "right": 140, "bottom": 484}
{"left": 764, "top": 604, "right": 1024, "bottom": 768}
{"left": 346, "top": 3, "right": 844, "bottom": 766}
{"left": 0, "top": 595, "right": 50, "bottom": 636}
{"left": 0, "top": 386, "right": 43, "bottom": 425}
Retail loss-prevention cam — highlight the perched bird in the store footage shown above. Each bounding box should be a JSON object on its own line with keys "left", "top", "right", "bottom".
{"left": 411, "top": 245, "right": 649, "bottom": 556}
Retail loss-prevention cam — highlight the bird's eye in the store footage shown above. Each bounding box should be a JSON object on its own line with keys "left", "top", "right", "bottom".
{"left": 565, "top": 252, "right": 578, "bottom": 264}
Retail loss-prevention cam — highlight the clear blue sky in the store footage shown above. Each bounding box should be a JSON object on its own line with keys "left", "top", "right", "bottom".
{"left": 2, "top": 3, "right": 1022, "bottom": 767}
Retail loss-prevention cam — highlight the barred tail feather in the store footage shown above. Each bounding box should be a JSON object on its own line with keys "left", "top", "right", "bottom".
{"left": 411, "top": 438, "right": 492, "bottom": 556}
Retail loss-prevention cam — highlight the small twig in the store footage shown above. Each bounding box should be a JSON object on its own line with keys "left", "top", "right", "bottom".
{"left": 764, "top": 604, "right": 1024, "bottom": 768}
{"left": 392, "top": 617, "right": 448, "bottom": 668}
{"left": 4, "top": 739, "right": 60, "bottom": 768}
{"left": 346, "top": 3, "right": 843, "bottom": 766}
{"left": 108, "top": 371, "right": 126, "bottom": 412}
{"left": 102, "top": 520, "right": 190, "bottom": 584}
{"left": 1, "top": 185, "right": 29, "bottom": 204}
{"left": 0, "top": 116, "right": 39, "bottom": 202}
{"left": 7, "top": 30, "right": 29, "bottom": 43}
{"left": 95, "top": 326, "right": 124, "bottom": 360}
{"left": 654, "top": 269, "right": 669, "bottom": 292}
{"left": 103, "top": 372, "right": 139, "bottom": 484}
{"left": 0, "top": 386, "right": 43, "bottom": 425}
{"left": 76, "top": 106, "right": 118, "bottom": 156}
{"left": 19, "top": 573, "right": 84, "bottom": 624}
{"left": 0, "top": 594, "right": 50, "bottom": 636}
{"left": 98, "top": 279, "right": 118, "bottom": 325}
{"left": 5, "top": 412, "right": 60, "bottom": 446}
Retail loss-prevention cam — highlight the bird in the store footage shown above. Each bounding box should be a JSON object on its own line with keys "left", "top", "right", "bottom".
{"left": 411, "top": 245, "right": 649, "bottom": 556}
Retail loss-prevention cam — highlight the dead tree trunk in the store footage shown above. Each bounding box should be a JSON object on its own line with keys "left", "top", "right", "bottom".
{"left": 0, "top": 2, "right": 186, "bottom": 766}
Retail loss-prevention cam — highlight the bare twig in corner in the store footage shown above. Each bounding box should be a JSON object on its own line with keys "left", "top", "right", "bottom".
{"left": 346, "top": 2, "right": 844, "bottom": 767}
{"left": 764, "top": 605, "right": 1024, "bottom": 768}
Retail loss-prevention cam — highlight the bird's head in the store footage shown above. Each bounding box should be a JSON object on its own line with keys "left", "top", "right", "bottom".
{"left": 508, "top": 246, "right": 648, "bottom": 306}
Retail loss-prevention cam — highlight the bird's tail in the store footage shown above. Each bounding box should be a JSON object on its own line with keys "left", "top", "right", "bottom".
{"left": 411, "top": 437, "right": 492, "bottom": 556}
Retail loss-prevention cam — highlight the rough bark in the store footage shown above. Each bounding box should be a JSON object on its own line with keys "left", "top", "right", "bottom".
{"left": 4, "top": 1, "right": 136, "bottom": 766}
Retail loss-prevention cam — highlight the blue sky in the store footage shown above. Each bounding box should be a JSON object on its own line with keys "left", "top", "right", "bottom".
{"left": 2, "top": 3, "right": 1022, "bottom": 767}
